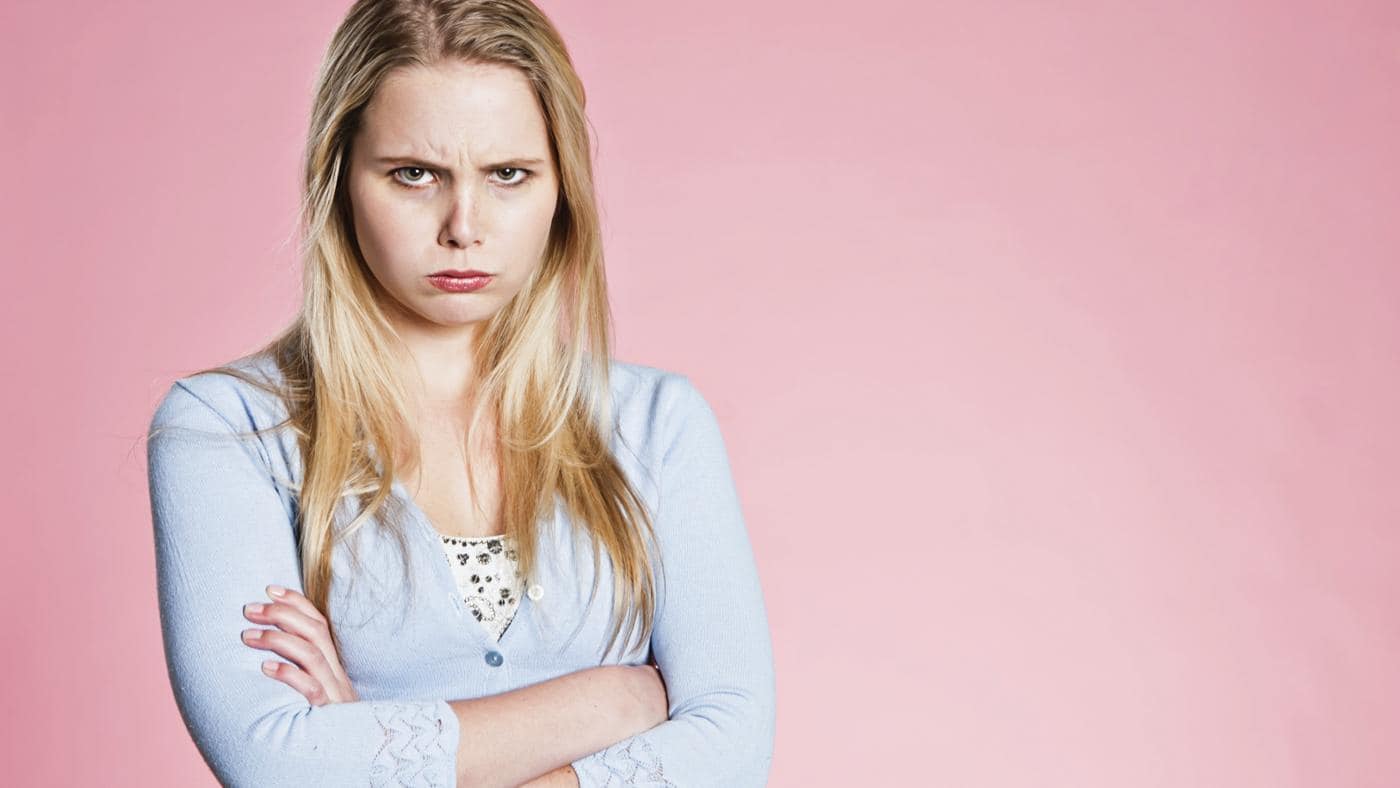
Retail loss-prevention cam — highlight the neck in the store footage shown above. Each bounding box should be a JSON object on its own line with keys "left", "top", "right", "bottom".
{"left": 377, "top": 295, "right": 484, "bottom": 408}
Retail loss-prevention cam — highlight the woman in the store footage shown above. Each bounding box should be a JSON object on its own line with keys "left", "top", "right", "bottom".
{"left": 144, "top": 1, "right": 775, "bottom": 785}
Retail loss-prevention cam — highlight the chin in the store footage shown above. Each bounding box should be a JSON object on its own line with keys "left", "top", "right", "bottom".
{"left": 427, "top": 307, "right": 494, "bottom": 327}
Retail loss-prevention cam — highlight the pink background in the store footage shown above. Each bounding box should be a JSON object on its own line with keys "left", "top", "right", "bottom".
{"left": 4, "top": 1, "right": 1398, "bottom": 785}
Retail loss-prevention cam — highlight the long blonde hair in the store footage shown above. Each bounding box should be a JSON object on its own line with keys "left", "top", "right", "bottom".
{"left": 173, "top": 0, "right": 660, "bottom": 662}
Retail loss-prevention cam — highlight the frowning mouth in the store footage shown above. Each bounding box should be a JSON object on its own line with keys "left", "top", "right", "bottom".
{"left": 427, "top": 272, "right": 493, "bottom": 292}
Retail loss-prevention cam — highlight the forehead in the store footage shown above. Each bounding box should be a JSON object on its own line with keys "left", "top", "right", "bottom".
{"left": 356, "top": 60, "right": 549, "bottom": 160}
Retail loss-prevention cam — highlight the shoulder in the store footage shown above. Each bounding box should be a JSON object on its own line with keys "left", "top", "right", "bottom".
{"left": 604, "top": 358, "right": 726, "bottom": 468}
{"left": 149, "top": 349, "right": 291, "bottom": 435}
{"left": 605, "top": 357, "right": 711, "bottom": 429}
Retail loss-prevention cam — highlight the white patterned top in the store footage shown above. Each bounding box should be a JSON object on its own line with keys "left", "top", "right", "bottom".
{"left": 436, "top": 533, "right": 525, "bottom": 641}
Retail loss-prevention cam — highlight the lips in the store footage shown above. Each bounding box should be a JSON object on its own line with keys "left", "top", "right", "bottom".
{"left": 430, "top": 269, "right": 491, "bottom": 277}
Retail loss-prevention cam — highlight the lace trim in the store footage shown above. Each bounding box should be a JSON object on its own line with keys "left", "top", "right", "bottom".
{"left": 576, "top": 737, "right": 676, "bottom": 787}
{"left": 369, "top": 701, "right": 454, "bottom": 787}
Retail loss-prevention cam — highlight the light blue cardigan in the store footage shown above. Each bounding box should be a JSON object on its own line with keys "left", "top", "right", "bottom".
{"left": 145, "top": 351, "right": 776, "bottom": 786}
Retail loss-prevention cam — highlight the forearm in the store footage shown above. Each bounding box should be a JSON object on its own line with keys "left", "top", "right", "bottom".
{"left": 518, "top": 765, "right": 580, "bottom": 788}
{"left": 450, "top": 665, "right": 639, "bottom": 787}
{"left": 569, "top": 375, "right": 778, "bottom": 787}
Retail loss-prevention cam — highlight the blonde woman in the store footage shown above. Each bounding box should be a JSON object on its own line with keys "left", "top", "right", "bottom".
{"left": 144, "top": 1, "right": 775, "bottom": 785}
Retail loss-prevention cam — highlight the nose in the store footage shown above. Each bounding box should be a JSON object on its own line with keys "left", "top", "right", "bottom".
{"left": 439, "top": 186, "right": 482, "bottom": 249}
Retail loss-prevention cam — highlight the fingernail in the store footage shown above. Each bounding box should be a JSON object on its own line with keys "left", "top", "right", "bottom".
{"left": 262, "top": 661, "right": 277, "bottom": 675}
{"left": 268, "top": 585, "right": 286, "bottom": 598}
{"left": 245, "top": 603, "right": 265, "bottom": 615}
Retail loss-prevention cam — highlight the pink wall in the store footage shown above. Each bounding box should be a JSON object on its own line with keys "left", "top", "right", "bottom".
{"left": 4, "top": 1, "right": 1397, "bottom": 784}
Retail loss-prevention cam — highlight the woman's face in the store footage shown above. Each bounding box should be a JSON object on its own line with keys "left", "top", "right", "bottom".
{"left": 346, "top": 60, "right": 559, "bottom": 333}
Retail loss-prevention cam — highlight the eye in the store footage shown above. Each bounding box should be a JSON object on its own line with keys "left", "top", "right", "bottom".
{"left": 391, "top": 167, "right": 436, "bottom": 188}
{"left": 493, "top": 167, "right": 532, "bottom": 187}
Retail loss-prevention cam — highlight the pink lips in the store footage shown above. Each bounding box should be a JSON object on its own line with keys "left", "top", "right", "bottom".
{"left": 427, "top": 271, "right": 493, "bottom": 293}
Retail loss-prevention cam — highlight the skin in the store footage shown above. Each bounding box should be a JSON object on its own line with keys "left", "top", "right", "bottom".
{"left": 242, "top": 585, "right": 359, "bottom": 705}
{"left": 345, "top": 59, "right": 560, "bottom": 541}
{"left": 348, "top": 58, "right": 560, "bottom": 409}
{"left": 236, "top": 61, "right": 662, "bottom": 786}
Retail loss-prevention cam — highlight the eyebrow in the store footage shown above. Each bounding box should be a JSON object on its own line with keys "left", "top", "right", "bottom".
{"left": 373, "top": 155, "right": 546, "bottom": 170}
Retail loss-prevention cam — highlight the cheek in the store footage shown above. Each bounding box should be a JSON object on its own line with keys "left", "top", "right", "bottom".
{"left": 350, "top": 187, "right": 415, "bottom": 273}
{"left": 506, "top": 194, "right": 558, "bottom": 259}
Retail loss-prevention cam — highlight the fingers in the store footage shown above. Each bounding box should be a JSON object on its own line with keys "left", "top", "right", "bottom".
{"left": 241, "top": 625, "right": 331, "bottom": 677}
{"left": 242, "top": 627, "right": 359, "bottom": 703}
{"left": 259, "top": 659, "right": 332, "bottom": 706}
{"left": 243, "top": 587, "right": 348, "bottom": 684}
{"left": 265, "top": 585, "right": 327, "bottom": 626}
{"left": 241, "top": 586, "right": 356, "bottom": 704}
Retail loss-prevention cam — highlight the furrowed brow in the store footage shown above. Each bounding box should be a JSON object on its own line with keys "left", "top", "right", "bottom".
{"left": 373, "top": 155, "right": 546, "bottom": 170}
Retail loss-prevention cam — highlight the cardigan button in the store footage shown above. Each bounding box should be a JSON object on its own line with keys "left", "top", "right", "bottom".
{"left": 527, "top": 584, "right": 544, "bottom": 601}
{"left": 484, "top": 650, "right": 504, "bottom": 667}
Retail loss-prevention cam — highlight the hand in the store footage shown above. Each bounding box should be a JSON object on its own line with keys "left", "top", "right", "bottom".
{"left": 241, "top": 584, "right": 360, "bottom": 705}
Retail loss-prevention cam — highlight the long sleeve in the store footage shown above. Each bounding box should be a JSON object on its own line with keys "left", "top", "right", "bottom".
{"left": 569, "top": 376, "right": 777, "bottom": 787}
{"left": 146, "top": 379, "right": 460, "bottom": 787}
